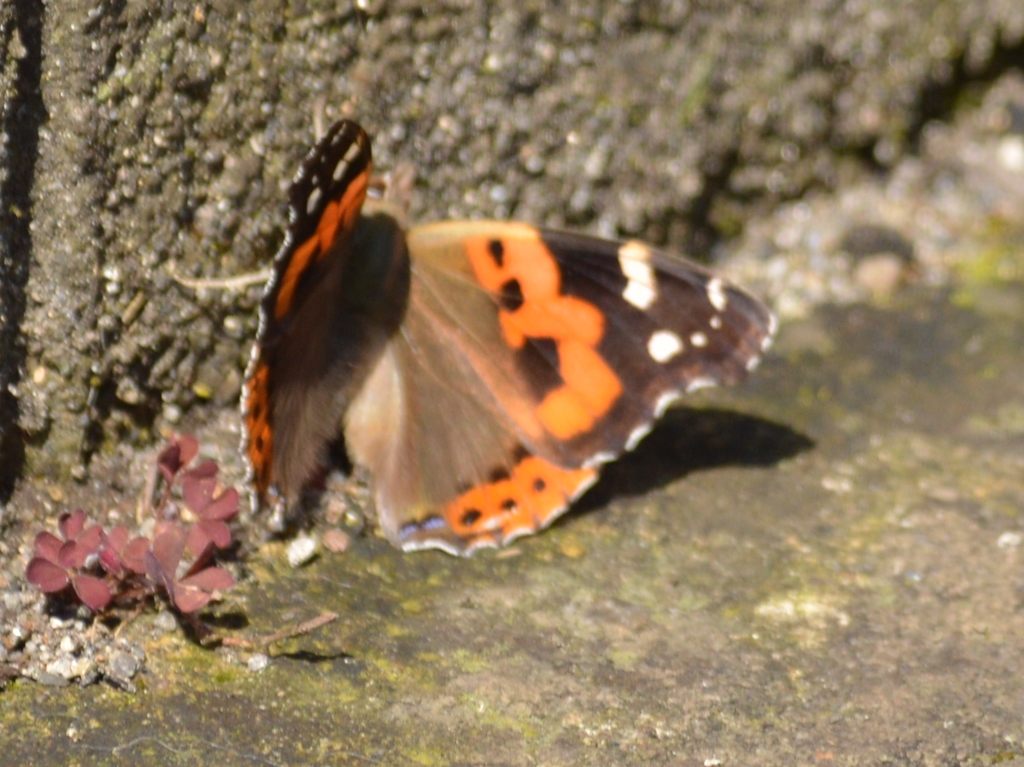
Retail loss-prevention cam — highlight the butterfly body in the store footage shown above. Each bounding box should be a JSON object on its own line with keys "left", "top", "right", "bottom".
{"left": 243, "top": 120, "right": 775, "bottom": 555}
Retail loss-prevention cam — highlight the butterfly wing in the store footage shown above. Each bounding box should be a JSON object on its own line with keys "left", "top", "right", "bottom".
{"left": 345, "top": 221, "right": 775, "bottom": 554}
{"left": 243, "top": 120, "right": 409, "bottom": 509}
{"left": 244, "top": 118, "right": 774, "bottom": 553}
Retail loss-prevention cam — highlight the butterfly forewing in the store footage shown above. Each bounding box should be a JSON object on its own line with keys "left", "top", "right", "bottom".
{"left": 243, "top": 120, "right": 379, "bottom": 506}
{"left": 406, "top": 223, "right": 774, "bottom": 464}
{"left": 346, "top": 256, "right": 596, "bottom": 553}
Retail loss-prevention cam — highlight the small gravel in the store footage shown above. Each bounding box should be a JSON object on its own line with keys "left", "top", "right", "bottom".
{"left": 0, "top": 584, "right": 149, "bottom": 690}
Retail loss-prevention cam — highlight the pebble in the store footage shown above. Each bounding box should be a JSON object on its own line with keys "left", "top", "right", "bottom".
{"left": 853, "top": 254, "right": 905, "bottom": 298}
{"left": 248, "top": 653, "right": 270, "bottom": 672}
{"left": 153, "top": 611, "right": 179, "bottom": 634}
{"left": 286, "top": 533, "right": 318, "bottom": 567}
{"left": 71, "top": 657, "right": 97, "bottom": 681}
{"left": 997, "top": 531, "right": 1022, "bottom": 549}
{"left": 35, "top": 671, "right": 70, "bottom": 687}
{"left": 997, "top": 135, "right": 1024, "bottom": 172}
{"left": 109, "top": 650, "right": 139, "bottom": 681}
{"left": 322, "top": 529, "right": 350, "bottom": 554}
{"left": 46, "top": 656, "right": 74, "bottom": 679}
{"left": 162, "top": 404, "right": 183, "bottom": 424}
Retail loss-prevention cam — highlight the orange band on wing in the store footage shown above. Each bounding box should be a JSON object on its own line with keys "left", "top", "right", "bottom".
{"left": 274, "top": 168, "right": 370, "bottom": 320}
{"left": 465, "top": 234, "right": 622, "bottom": 439}
{"left": 537, "top": 340, "right": 622, "bottom": 439}
{"left": 444, "top": 456, "right": 596, "bottom": 542}
{"left": 244, "top": 361, "right": 274, "bottom": 493}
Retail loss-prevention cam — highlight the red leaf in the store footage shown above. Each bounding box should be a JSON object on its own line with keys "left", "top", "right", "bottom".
{"left": 201, "top": 488, "right": 239, "bottom": 521}
{"left": 157, "top": 443, "right": 182, "bottom": 484}
{"left": 58, "top": 540, "right": 87, "bottom": 569}
{"left": 180, "top": 566, "right": 234, "bottom": 592}
{"left": 72, "top": 575, "right": 112, "bottom": 611}
{"left": 144, "top": 548, "right": 175, "bottom": 596}
{"left": 186, "top": 524, "right": 212, "bottom": 559}
{"left": 185, "top": 459, "right": 217, "bottom": 480}
{"left": 106, "top": 526, "right": 129, "bottom": 551}
{"left": 26, "top": 558, "right": 70, "bottom": 593}
{"left": 77, "top": 525, "right": 104, "bottom": 557}
{"left": 177, "top": 434, "right": 199, "bottom": 465}
{"left": 173, "top": 566, "right": 234, "bottom": 612}
{"left": 183, "top": 540, "right": 217, "bottom": 576}
{"left": 206, "top": 520, "right": 232, "bottom": 549}
{"left": 97, "top": 528, "right": 122, "bottom": 575}
{"left": 172, "top": 586, "right": 212, "bottom": 614}
{"left": 121, "top": 536, "right": 151, "bottom": 574}
{"left": 151, "top": 526, "right": 187, "bottom": 576}
{"left": 59, "top": 509, "right": 86, "bottom": 541}
{"left": 188, "top": 520, "right": 231, "bottom": 558}
{"left": 33, "top": 531, "right": 63, "bottom": 563}
{"left": 157, "top": 435, "right": 198, "bottom": 483}
{"left": 155, "top": 434, "right": 197, "bottom": 481}
{"left": 99, "top": 547, "right": 123, "bottom": 576}
{"left": 182, "top": 475, "right": 214, "bottom": 514}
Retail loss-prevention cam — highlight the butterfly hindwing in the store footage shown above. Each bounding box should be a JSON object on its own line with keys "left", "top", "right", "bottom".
{"left": 344, "top": 239, "right": 601, "bottom": 553}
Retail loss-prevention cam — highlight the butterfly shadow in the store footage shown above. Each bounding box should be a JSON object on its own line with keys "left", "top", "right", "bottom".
{"left": 567, "top": 407, "right": 813, "bottom": 518}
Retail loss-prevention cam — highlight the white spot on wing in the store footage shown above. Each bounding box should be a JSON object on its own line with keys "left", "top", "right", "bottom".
{"left": 709, "top": 315, "right": 723, "bottom": 329}
{"left": 343, "top": 140, "right": 362, "bottom": 163}
{"left": 625, "top": 422, "right": 653, "bottom": 451}
{"left": 503, "top": 525, "right": 541, "bottom": 546}
{"left": 402, "top": 537, "right": 465, "bottom": 556}
{"left": 569, "top": 472, "right": 599, "bottom": 500}
{"left": 686, "top": 376, "right": 716, "bottom": 393}
{"left": 305, "top": 187, "right": 322, "bottom": 214}
{"left": 648, "top": 330, "right": 684, "bottom": 363}
{"left": 654, "top": 390, "right": 681, "bottom": 417}
{"left": 482, "top": 515, "right": 504, "bottom": 532}
{"left": 690, "top": 331, "right": 708, "bottom": 347}
{"left": 583, "top": 450, "right": 617, "bottom": 470}
{"left": 624, "top": 281, "right": 655, "bottom": 310}
{"left": 707, "top": 278, "right": 728, "bottom": 312}
{"left": 618, "top": 241, "right": 657, "bottom": 309}
{"left": 463, "top": 538, "right": 498, "bottom": 555}
{"left": 619, "top": 240, "right": 651, "bottom": 264}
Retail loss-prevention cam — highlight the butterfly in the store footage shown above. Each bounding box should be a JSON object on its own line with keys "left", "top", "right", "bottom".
{"left": 242, "top": 119, "right": 775, "bottom": 555}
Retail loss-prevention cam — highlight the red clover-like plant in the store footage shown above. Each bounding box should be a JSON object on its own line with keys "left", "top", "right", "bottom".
{"left": 25, "top": 434, "right": 237, "bottom": 615}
